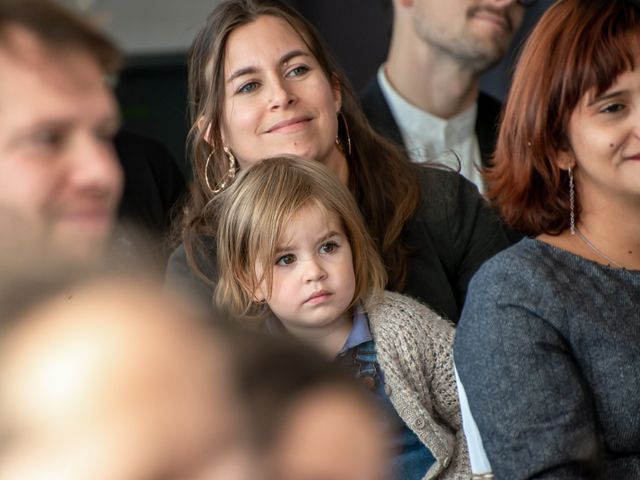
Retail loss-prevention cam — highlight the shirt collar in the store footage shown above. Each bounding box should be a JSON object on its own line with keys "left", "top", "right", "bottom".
{"left": 263, "top": 305, "right": 372, "bottom": 357}
{"left": 337, "top": 304, "right": 372, "bottom": 355}
{"left": 377, "top": 64, "right": 477, "bottom": 148}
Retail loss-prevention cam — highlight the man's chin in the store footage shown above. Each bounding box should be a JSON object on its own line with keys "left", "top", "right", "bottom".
{"left": 50, "top": 231, "right": 111, "bottom": 265}
{"left": 459, "top": 40, "right": 508, "bottom": 73}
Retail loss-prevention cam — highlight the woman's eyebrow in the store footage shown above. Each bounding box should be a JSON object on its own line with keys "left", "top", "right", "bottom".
{"left": 226, "top": 50, "right": 311, "bottom": 84}
{"left": 227, "top": 65, "right": 258, "bottom": 84}
{"left": 588, "top": 90, "right": 625, "bottom": 106}
{"left": 279, "top": 49, "right": 310, "bottom": 66}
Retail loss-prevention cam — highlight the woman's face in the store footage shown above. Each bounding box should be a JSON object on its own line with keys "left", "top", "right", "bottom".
{"left": 565, "top": 61, "right": 640, "bottom": 211}
{"left": 220, "top": 15, "right": 344, "bottom": 172}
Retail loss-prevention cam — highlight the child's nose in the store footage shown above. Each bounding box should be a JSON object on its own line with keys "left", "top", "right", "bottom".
{"left": 302, "top": 257, "right": 328, "bottom": 282}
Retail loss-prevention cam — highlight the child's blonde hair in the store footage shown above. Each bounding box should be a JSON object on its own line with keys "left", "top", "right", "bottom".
{"left": 214, "top": 156, "right": 387, "bottom": 320}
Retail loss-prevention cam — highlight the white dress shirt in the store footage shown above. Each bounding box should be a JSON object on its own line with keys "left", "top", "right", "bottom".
{"left": 377, "top": 65, "right": 486, "bottom": 194}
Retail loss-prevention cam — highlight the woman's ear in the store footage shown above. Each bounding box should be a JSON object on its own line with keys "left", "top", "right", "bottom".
{"left": 555, "top": 149, "right": 576, "bottom": 171}
{"left": 330, "top": 73, "right": 342, "bottom": 113}
{"left": 197, "top": 116, "right": 214, "bottom": 145}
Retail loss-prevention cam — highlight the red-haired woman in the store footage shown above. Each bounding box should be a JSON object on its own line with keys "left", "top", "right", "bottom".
{"left": 455, "top": 0, "right": 640, "bottom": 478}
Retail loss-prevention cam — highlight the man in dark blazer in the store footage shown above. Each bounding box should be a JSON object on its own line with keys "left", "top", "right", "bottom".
{"left": 361, "top": 0, "right": 530, "bottom": 194}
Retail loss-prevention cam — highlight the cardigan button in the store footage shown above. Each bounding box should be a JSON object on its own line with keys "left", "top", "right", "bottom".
{"left": 443, "top": 456, "right": 451, "bottom": 468}
{"left": 414, "top": 417, "right": 426, "bottom": 429}
{"left": 384, "top": 384, "right": 392, "bottom": 396}
{"left": 361, "top": 375, "right": 377, "bottom": 390}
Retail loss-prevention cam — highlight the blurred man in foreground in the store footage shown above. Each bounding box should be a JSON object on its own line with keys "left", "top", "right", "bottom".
{"left": 0, "top": 0, "right": 122, "bottom": 263}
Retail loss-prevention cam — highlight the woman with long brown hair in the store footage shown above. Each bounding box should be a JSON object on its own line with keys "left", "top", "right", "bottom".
{"left": 455, "top": 0, "right": 640, "bottom": 477}
{"left": 166, "top": 0, "right": 507, "bottom": 322}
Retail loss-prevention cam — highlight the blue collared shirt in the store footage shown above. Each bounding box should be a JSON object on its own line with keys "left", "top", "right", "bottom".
{"left": 337, "top": 304, "right": 372, "bottom": 355}
{"left": 263, "top": 305, "right": 372, "bottom": 358}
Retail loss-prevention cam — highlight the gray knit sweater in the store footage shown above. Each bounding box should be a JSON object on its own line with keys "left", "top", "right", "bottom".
{"left": 370, "top": 291, "right": 471, "bottom": 479}
{"left": 454, "top": 238, "right": 640, "bottom": 479}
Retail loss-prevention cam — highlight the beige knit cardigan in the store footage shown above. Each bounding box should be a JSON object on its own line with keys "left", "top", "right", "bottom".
{"left": 368, "top": 291, "right": 471, "bottom": 479}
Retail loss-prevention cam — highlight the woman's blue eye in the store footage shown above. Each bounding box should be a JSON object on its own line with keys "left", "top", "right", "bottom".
{"left": 238, "top": 81, "right": 259, "bottom": 94}
{"left": 319, "top": 241, "right": 339, "bottom": 254}
{"left": 287, "top": 65, "right": 309, "bottom": 77}
{"left": 276, "top": 254, "right": 296, "bottom": 266}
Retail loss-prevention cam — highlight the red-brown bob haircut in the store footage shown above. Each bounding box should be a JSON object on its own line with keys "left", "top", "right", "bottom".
{"left": 487, "top": 0, "right": 640, "bottom": 236}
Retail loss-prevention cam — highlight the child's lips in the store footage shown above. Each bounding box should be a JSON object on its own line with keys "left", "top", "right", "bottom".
{"left": 304, "top": 290, "right": 332, "bottom": 305}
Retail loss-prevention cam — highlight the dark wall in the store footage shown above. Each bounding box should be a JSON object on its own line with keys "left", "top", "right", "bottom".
{"left": 284, "top": 0, "right": 390, "bottom": 92}
{"left": 115, "top": 54, "right": 189, "bottom": 175}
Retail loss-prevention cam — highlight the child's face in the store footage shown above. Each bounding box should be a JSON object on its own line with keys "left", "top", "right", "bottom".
{"left": 257, "top": 203, "right": 356, "bottom": 337}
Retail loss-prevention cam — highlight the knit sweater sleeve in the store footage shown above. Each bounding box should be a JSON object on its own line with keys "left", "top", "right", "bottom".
{"left": 371, "top": 291, "right": 470, "bottom": 479}
{"left": 454, "top": 246, "right": 600, "bottom": 479}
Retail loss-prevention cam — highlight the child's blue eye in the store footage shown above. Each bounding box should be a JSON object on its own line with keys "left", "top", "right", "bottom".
{"left": 276, "top": 254, "right": 296, "bottom": 266}
{"left": 319, "top": 241, "right": 339, "bottom": 254}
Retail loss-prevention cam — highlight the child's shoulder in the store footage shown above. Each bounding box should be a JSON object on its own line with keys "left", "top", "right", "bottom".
{"left": 368, "top": 290, "right": 454, "bottom": 340}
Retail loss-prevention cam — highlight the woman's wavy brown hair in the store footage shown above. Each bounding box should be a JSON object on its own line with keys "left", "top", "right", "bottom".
{"left": 180, "top": 0, "right": 419, "bottom": 291}
{"left": 487, "top": 0, "right": 640, "bottom": 236}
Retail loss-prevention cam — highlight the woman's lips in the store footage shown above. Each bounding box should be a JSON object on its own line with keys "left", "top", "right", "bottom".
{"left": 266, "top": 116, "right": 311, "bottom": 134}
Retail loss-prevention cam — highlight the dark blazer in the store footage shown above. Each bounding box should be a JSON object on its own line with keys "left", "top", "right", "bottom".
{"left": 360, "top": 76, "right": 503, "bottom": 168}
{"left": 360, "top": 77, "right": 526, "bottom": 244}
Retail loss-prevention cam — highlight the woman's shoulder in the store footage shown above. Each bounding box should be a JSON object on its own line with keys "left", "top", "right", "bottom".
{"left": 470, "top": 237, "right": 583, "bottom": 288}
{"left": 460, "top": 238, "right": 580, "bottom": 332}
{"left": 165, "top": 240, "right": 217, "bottom": 305}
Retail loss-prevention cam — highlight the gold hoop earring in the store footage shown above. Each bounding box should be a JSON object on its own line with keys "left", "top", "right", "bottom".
{"left": 204, "top": 146, "right": 237, "bottom": 194}
{"left": 335, "top": 111, "right": 352, "bottom": 156}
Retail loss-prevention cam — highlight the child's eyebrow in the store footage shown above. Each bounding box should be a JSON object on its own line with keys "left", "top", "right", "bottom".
{"left": 320, "top": 231, "right": 341, "bottom": 242}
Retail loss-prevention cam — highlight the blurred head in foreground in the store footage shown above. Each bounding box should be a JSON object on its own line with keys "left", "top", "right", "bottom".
{"left": 230, "top": 330, "right": 392, "bottom": 480}
{"left": 0, "top": 270, "right": 257, "bottom": 480}
{"left": 0, "top": 0, "right": 123, "bottom": 264}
